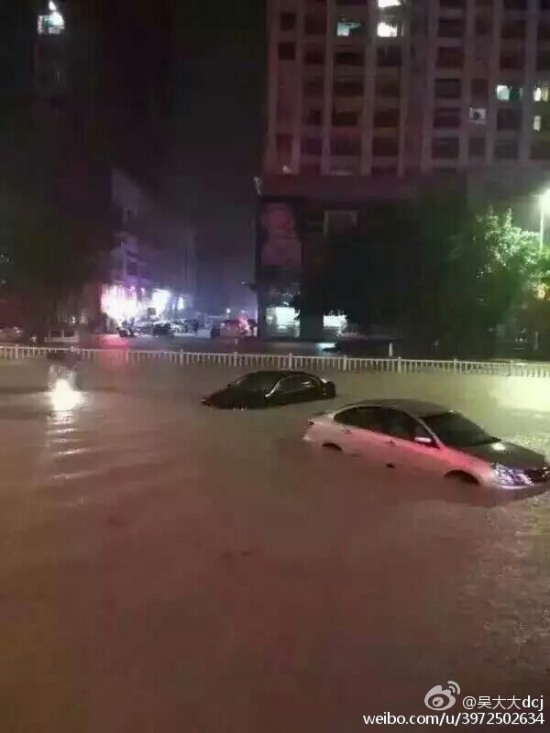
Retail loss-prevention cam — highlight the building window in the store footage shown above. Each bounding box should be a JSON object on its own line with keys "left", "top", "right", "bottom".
{"left": 304, "top": 78, "right": 324, "bottom": 96}
{"left": 374, "top": 108, "right": 400, "bottom": 127}
{"left": 496, "top": 85, "right": 510, "bottom": 101}
{"left": 437, "top": 47, "right": 464, "bottom": 69}
{"left": 533, "top": 114, "right": 550, "bottom": 132}
{"left": 37, "top": 1, "right": 65, "bottom": 35}
{"left": 494, "top": 139, "right": 519, "bottom": 160}
{"left": 377, "top": 46, "right": 402, "bottom": 67}
{"left": 304, "top": 16, "right": 326, "bottom": 35}
{"left": 496, "top": 84, "right": 522, "bottom": 102}
{"left": 496, "top": 108, "right": 521, "bottom": 130}
{"left": 304, "top": 108, "right": 322, "bottom": 125}
{"left": 377, "top": 21, "right": 400, "bottom": 37}
{"left": 431, "top": 138, "right": 459, "bottom": 159}
{"left": 280, "top": 12, "right": 296, "bottom": 32}
{"left": 304, "top": 47, "right": 325, "bottom": 65}
{"left": 375, "top": 77, "right": 400, "bottom": 97}
{"left": 534, "top": 84, "right": 550, "bottom": 102}
{"left": 500, "top": 52, "right": 523, "bottom": 70}
{"left": 333, "top": 110, "right": 360, "bottom": 126}
{"left": 335, "top": 51, "right": 364, "bottom": 67}
{"left": 501, "top": 19, "right": 525, "bottom": 40}
{"left": 503, "top": 0, "right": 526, "bottom": 9}
{"left": 372, "top": 137, "right": 399, "bottom": 156}
{"left": 539, "top": 22, "right": 550, "bottom": 43}
{"left": 278, "top": 43, "right": 295, "bottom": 61}
{"left": 438, "top": 18, "right": 465, "bottom": 38}
{"left": 475, "top": 16, "right": 491, "bottom": 37}
{"left": 531, "top": 140, "right": 550, "bottom": 160}
{"left": 301, "top": 138, "right": 323, "bottom": 156}
{"left": 472, "top": 78, "right": 488, "bottom": 97}
{"left": 440, "top": 0, "right": 468, "bottom": 7}
{"left": 433, "top": 108, "right": 460, "bottom": 128}
{"left": 334, "top": 79, "right": 363, "bottom": 96}
{"left": 435, "top": 78, "right": 461, "bottom": 99}
{"left": 538, "top": 52, "right": 550, "bottom": 72}
{"left": 469, "top": 107, "right": 487, "bottom": 125}
{"left": 469, "top": 137, "right": 486, "bottom": 157}
{"left": 330, "top": 138, "right": 361, "bottom": 156}
{"left": 336, "top": 20, "right": 366, "bottom": 37}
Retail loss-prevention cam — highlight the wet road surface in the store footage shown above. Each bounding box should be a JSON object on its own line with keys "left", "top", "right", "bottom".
{"left": 47, "top": 333, "right": 351, "bottom": 355}
{"left": 0, "top": 361, "right": 549, "bottom": 732}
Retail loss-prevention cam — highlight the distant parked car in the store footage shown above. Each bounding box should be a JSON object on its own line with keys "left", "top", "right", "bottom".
{"left": 152, "top": 322, "right": 173, "bottom": 336}
{"left": 202, "top": 370, "right": 337, "bottom": 409}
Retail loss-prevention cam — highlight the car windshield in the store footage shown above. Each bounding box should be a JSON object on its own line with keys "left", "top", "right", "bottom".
{"left": 230, "top": 373, "right": 279, "bottom": 392}
{"left": 422, "top": 411, "right": 495, "bottom": 448}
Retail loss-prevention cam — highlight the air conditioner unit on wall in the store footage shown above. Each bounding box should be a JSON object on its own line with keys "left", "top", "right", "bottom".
{"left": 469, "top": 107, "right": 487, "bottom": 124}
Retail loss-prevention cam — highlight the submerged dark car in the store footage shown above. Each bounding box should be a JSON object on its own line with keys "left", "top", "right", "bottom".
{"left": 202, "top": 370, "right": 337, "bottom": 409}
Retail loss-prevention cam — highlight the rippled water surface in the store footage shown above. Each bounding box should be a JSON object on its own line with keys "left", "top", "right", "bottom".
{"left": 0, "top": 362, "right": 549, "bottom": 732}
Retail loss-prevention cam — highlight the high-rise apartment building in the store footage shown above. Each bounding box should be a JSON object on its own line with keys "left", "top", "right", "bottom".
{"left": 264, "top": 0, "right": 550, "bottom": 183}
{"left": 35, "top": 1, "right": 67, "bottom": 102}
{"left": 257, "top": 0, "right": 550, "bottom": 336}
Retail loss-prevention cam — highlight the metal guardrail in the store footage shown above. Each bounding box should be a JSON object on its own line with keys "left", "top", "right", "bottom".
{"left": 1, "top": 345, "right": 550, "bottom": 377}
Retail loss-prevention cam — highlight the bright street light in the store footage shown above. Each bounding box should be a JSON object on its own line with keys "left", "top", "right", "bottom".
{"left": 538, "top": 189, "right": 550, "bottom": 251}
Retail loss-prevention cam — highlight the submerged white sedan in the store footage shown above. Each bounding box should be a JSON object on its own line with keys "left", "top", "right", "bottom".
{"left": 304, "top": 399, "right": 550, "bottom": 490}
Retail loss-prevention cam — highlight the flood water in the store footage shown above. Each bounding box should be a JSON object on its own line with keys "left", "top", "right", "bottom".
{"left": 0, "top": 361, "right": 549, "bottom": 732}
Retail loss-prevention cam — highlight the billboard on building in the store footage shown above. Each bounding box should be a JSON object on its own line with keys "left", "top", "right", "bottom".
{"left": 258, "top": 200, "right": 303, "bottom": 270}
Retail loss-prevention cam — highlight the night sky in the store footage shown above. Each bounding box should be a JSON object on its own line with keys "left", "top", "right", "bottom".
{"left": 107, "top": 0, "right": 265, "bottom": 310}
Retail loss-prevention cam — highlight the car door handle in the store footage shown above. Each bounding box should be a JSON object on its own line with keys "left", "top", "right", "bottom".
{"left": 386, "top": 440, "right": 396, "bottom": 446}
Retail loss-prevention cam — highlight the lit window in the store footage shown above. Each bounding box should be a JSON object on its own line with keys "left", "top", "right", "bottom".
{"left": 533, "top": 115, "right": 542, "bottom": 131}
{"left": 496, "top": 85, "right": 510, "bottom": 101}
{"left": 337, "top": 20, "right": 365, "bottom": 37}
{"left": 469, "top": 107, "right": 487, "bottom": 124}
{"left": 37, "top": 1, "right": 65, "bottom": 35}
{"left": 377, "top": 22, "right": 399, "bottom": 38}
{"left": 534, "top": 85, "right": 550, "bottom": 102}
{"left": 378, "top": 0, "right": 402, "bottom": 7}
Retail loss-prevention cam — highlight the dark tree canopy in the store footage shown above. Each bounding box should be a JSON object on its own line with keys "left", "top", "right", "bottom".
{"left": 296, "top": 195, "right": 542, "bottom": 356}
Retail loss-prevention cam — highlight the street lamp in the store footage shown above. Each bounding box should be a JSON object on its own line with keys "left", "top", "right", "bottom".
{"left": 539, "top": 189, "right": 550, "bottom": 250}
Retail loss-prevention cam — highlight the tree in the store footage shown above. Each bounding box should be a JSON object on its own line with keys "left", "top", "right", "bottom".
{"left": 295, "top": 196, "right": 542, "bottom": 357}
{"left": 443, "top": 208, "right": 540, "bottom": 350}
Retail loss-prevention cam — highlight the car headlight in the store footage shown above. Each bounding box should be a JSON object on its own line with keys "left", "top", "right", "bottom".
{"left": 491, "top": 463, "right": 532, "bottom": 487}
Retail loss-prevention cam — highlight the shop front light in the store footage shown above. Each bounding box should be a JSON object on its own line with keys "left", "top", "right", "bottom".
{"left": 152, "top": 289, "right": 171, "bottom": 314}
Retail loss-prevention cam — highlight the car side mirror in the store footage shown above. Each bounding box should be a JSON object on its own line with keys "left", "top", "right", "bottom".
{"left": 415, "top": 435, "right": 437, "bottom": 448}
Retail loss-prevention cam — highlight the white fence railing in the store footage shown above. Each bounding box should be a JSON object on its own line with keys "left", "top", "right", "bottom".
{"left": 1, "top": 345, "right": 550, "bottom": 377}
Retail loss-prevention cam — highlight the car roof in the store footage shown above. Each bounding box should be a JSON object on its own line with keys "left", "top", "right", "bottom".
{"left": 336, "top": 398, "right": 448, "bottom": 418}
{"left": 243, "top": 370, "right": 316, "bottom": 379}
